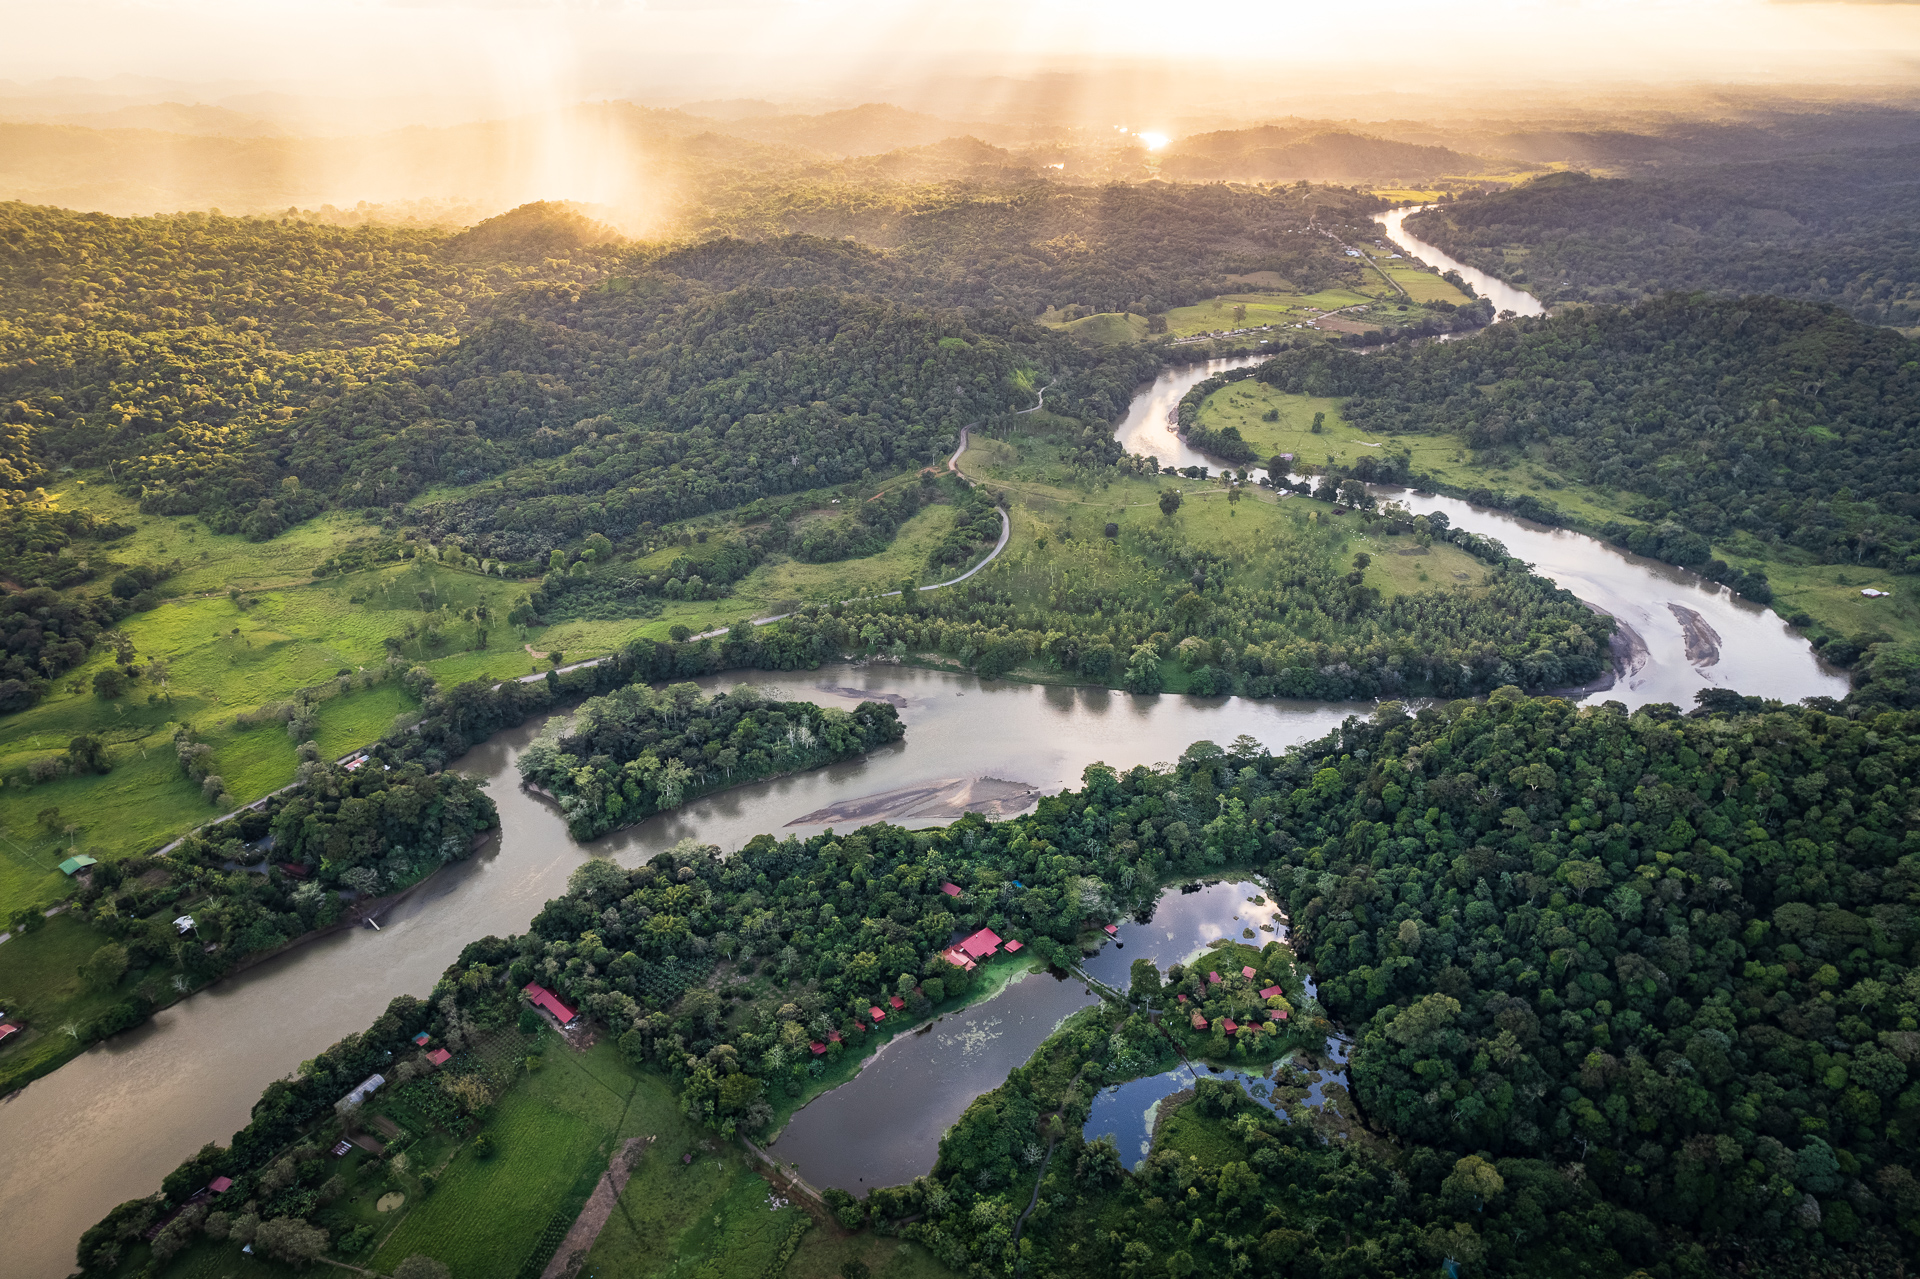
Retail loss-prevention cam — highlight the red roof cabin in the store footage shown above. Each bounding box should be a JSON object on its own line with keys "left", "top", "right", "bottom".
{"left": 523, "top": 981, "right": 579, "bottom": 1027}
{"left": 1003, "top": 939, "right": 1023, "bottom": 953}
{"left": 1176, "top": 993, "right": 1188, "bottom": 1003}
{"left": 1268, "top": 1010, "right": 1287, "bottom": 1021}
{"left": 1207, "top": 971, "right": 1222, "bottom": 984}
{"left": 1191, "top": 1013, "right": 1209, "bottom": 1030}
{"left": 888, "top": 995, "right": 906, "bottom": 1011}
{"left": 828, "top": 1030, "right": 842, "bottom": 1043}
{"left": 1242, "top": 966, "right": 1257, "bottom": 979}
{"left": 1222, "top": 1019, "right": 1239, "bottom": 1034}
{"left": 1258, "top": 985, "right": 1281, "bottom": 1000}
{"left": 958, "top": 927, "right": 1002, "bottom": 960}
{"left": 810, "top": 1042, "right": 828, "bottom": 1056}
{"left": 943, "top": 947, "right": 977, "bottom": 971}
{"left": 413, "top": 1032, "right": 431, "bottom": 1046}
{"left": 1103, "top": 924, "right": 1119, "bottom": 936}
{"left": 425, "top": 1048, "right": 452, "bottom": 1066}
{"left": 0, "top": 1024, "right": 18, "bottom": 1044}
{"left": 940, "top": 882, "right": 963, "bottom": 897}
{"left": 870, "top": 1005, "right": 887, "bottom": 1022}
{"left": 208, "top": 1177, "right": 233, "bottom": 1194}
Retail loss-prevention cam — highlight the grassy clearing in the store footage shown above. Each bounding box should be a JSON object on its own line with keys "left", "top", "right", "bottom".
{"left": 1047, "top": 312, "right": 1150, "bottom": 345}
{"left": 370, "top": 1040, "right": 641, "bottom": 1279}
{"left": 1153, "top": 1098, "right": 1252, "bottom": 1169}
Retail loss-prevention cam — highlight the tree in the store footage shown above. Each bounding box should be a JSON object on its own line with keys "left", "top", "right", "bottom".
{"left": 1442, "top": 1155, "right": 1504, "bottom": 1212}
{"left": 92, "top": 668, "right": 127, "bottom": 699}
{"left": 394, "top": 1256, "right": 452, "bottom": 1279}
{"left": 254, "top": 1216, "right": 328, "bottom": 1266}
{"left": 1158, "top": 489, "right": 1182, "bottom": 517}
{"left": 1130, "top": 957, "right": 1163, "bottom": 1003}
{"left": 67, "top": 734, "right": 110, "bottom": 774}
{"left": 80, "top": 943, "right": 129, "bottom": 992}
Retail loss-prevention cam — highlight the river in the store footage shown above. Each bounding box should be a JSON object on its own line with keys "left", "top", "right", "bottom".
{"left": 0, "top": 293, "right": 1847, "bottom": 1275}
{"left": 0, "top": 671, "right": 1356, "bottom": 1279}
{"left": 1374, "top": 205, "right": 1546, "bottom": 319}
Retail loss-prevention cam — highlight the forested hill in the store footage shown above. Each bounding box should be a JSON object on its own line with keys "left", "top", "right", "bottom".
{"left": 1401, "top": 154, "right": 1920, "bottom": 327}
{"left": 1257, "top": 294, "right": 1920, "bottom": 572}
{"left": 0, "top": 185, "right": 1373, "bottom": 547}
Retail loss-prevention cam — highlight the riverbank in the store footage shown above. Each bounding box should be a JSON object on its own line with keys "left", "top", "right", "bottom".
{"left": 0, "top": 831, "right": 494, "bottom": 1099}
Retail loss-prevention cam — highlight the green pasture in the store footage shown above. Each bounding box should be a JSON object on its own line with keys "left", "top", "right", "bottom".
{"left": 371, "top": 1039, "right": 641, "bottom": 1278}
{"left": 1046, "top": 312, "right": 1150, "bottom": 345}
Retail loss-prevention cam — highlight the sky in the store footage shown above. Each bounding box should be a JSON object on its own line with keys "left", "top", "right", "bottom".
{"left": 5, "top": 0, "right": 1919, "bottom": 124}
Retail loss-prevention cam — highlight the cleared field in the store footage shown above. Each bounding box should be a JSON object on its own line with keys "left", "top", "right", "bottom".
{"left": 370, "top": 1042, "right": 638, "bottom": 1279}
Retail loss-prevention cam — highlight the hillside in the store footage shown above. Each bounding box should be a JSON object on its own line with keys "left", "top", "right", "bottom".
{"left": 1160, "top": 124, "right": 1508, "bottom": 184}
{"left": 1402, "top": 152, "right": 1920, "bottom": 326}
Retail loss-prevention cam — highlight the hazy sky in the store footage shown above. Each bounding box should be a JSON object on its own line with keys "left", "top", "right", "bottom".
{"left": 7, "top": 0, "right": 1919, "bottom": 119}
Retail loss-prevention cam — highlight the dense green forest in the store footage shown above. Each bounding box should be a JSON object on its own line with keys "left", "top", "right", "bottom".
{"left": 1402, "top": 155, "right": 1920, "bottom": 327}
{"left": 517, "top": 683, "right": 904, "bottom": 840}
{"left": 1257, "top": 294, "right": 1920, "bottom": 595}
{"left": 86, "top": 675, "right": 1920, "bottom": 1277}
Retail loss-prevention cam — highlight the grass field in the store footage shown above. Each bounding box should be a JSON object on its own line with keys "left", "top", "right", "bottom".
{"left": 371, "top": 1039, "right": 642, "bottom": 1278}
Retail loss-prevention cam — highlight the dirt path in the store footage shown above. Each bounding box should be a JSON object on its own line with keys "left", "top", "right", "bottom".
{"left": 537, "top": 1135, "right": 652, "bottom": 1279}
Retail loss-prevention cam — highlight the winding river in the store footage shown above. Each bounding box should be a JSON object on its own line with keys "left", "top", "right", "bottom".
{"left": 0, "top": 251, "right": 1848, "bottom": 1275}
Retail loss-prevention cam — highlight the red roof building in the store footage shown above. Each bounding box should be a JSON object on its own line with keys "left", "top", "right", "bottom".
{"left": 1268, "top": 1010, "right": 1287, "bottom": 1021}
{"left": 208, "top": 1177, "right": 233, "bottom": 1194}
{"left": 942, "top": 947, "right": 976, "bottom": 971}
{"left": 1258, "top": 985, "right": 1281, "bottom": 1000}
{"left": 1191, "top": 1013, "right": 1208, "bottom": 1030}
{"left": 940, "top": 882, "right": 963, "bottom": 897}
{"left": 1103, "top": 924, "right": 1119, "bottom": 936}
{"left": 1176, "top": 993, "right": 1187, "bottom": 1003}
{"left": 888, "top": 995, "right": 905, "bottom": 1011}
{"left": 870, "top": 1005, "right": 887, "bottom": 1022}
{"left": 425, "top": 1048, "right": 452, "bottom": 1066}
{"left": 1004, "top": 939, "right": 1023, "bottom": 953}
{"left": 413, "top": 1032, "right": 431, "bottom": 1046}
{"left": 0, "top": 1024, "right": 17, "bottom": 1044}
{"left": 958, "top": 927, "right": 1002, "bottom": 959}
{"left": 1222, "top": 1019, "right": 1239, "bottom": 1034}
{"left": 810, "top": 1042, "right": 827, "bottom": 1056}
{"left": 1207, "top": 971, "right": 1222, "bottom": 984}
{"left": 828, "top": 1031, "right": 842, "bottom": 1043}
{"left": 1242, "top": 966, "right": 1257, "bottom": 979}
{"left": 523, "top": 981, "right": 578, "bottom": 1026}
